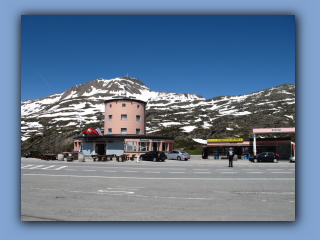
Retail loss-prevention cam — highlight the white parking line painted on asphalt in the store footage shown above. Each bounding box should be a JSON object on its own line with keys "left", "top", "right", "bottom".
{"left": 64, "top": 169, "right": 77, "bottom": 171}
{"left": 28, "top": 165, "right": 45, "bottom": 169}
{"left": 103, "top": 170, "right": 117, "bottom": 172}
{"left": 41, "top": 165, "right": 57, "bottom": 169}
{"left": 73, "top": 166, "right": 187, "bottom": 170}
{"left": 221, "top": 172, "right": 237, "bottom": 174}
{"left": 169, "top": 172, "right": 185, "bottom": 174}
{"left": 125, "top": 171, "right": 138, "bottom": 172}
{"left": 267, "top": 169, "right": 283, "bottom": 170}
{"left": 193, "top": 169, "right": 210, "bottom": 170}
{"left": 145, "top": 171, "right": 161, "bottom": 173}
{"left": 271, "top": 172, "right": 292, "bottom": 173}
{"left": 194, "top": 172, "right": 211, "bottom": 174}
{"left": 54, "top": 166, "right": 67, "bottom": 170}
{"left": 242, "top": 169, "right": 259, "bottom": 170}
{"left": 21, "top": 165, "right": 33, "bottom": 168}
{"left": 98, "top": 190, "right": 134, "bottom": 194}
{"left": 22, "top": 173, "right": 295, "bottom": 180}
{"left": 83, "top": 170, "right": 96, "bottom": 171}
{"left": 247, "top": 172, "right": 263, "bottom": 173}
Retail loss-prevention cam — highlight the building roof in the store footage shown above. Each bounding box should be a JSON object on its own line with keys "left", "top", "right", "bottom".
{"left": 74, "top": 134, "right": 174, "bottom": 141}
{"left": 249, "top": 128, "right": 295, "bottom": 135}
{"left": 104, "top": 98, "right": 147, "bottom": 105}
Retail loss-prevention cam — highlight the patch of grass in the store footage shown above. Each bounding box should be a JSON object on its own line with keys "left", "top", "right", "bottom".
{"left": 186, "top": 149, "right": 203, "bottom": 155}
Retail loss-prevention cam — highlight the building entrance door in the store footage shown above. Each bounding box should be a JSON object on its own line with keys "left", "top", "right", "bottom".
{"left": 152, "top": 142, "right": 159, "bottom": 151}
{"left": 234, "top": 147, "right": 242, "bottom": 156}
{"left": 95, "top": 144, "right": 105, "bottom": 155}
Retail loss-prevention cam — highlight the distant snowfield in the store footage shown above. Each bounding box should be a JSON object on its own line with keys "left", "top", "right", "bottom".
{"left": 202, "top": 122, "right": 211, "bottom": 129}
{"left": 181, "top": 126, "right": 197, "bottom": 132}
{"left": 193, "top": 139, "right": 207, "bottom": 144}
{"left": 160, "top": 122, "right": 182, "bottom": 127}
{"left": 20, "top": 78, "right": 295, "bottom": 141}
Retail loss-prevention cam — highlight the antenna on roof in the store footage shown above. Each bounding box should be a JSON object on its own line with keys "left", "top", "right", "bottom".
{"left": 125, "top": 73, "right": 128, "bottom": 98}
{"left": 121, "top": 73, "right": 128, "bottom": 98}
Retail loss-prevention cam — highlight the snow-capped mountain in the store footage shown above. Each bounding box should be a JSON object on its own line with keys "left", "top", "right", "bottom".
{"left": 21, "top": 76, "right": 295, "bottom": 143}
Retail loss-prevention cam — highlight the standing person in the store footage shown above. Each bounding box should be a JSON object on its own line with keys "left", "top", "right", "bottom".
{"left": 228, "top": 148, "right": 234, "bottom": 167}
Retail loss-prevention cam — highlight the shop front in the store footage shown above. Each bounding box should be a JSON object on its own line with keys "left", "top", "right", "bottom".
{"left": 204, "top": 137, "right": 292, "bottom": 160}
{"left": 81, "top": 139, "right": 124, "bottom": 156}
{"left": 123, "top": 138, "right": 174, "bottom": 157}
{"left": 199, "top": 128, "right": 295, "bottom": 160}
{"left": 74, "top": 135, "right": 174, "bottom": 157}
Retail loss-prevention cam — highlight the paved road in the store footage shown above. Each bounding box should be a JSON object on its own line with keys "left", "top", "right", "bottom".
{"left": 21, "top": 157, "right": 295, "bottom": 221}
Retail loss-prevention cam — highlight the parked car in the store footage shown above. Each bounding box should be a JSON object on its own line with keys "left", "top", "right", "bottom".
{"left": 166, "top": 150, "right": 191, "bottom": 161}
{"left": 140, "top": 151, "right": 166, "bottom": 162}
{"left": 249, "top": 152, "right": 280, "bottom": 163}
{"left": 24, "top": 150, "right": 42, "bottom": 158}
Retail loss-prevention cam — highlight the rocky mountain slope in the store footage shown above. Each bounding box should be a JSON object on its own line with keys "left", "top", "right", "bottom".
{"left": 21, "top": 76, "right": 295, "bottom": 152}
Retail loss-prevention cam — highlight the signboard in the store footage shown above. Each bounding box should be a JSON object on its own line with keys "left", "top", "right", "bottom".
{"left": 139, "top": 139, "right": 162, "bottom": 142}
{"left": 207, "top": 138, "right": 243, "bottom": 142}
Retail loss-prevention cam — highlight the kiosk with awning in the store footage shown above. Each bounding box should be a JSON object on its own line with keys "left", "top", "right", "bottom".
{"left": 249, "top": 128, "right": 295, "bottom": 156}
{"left": 200, "top": 127, "right": 295, "bottom": 160}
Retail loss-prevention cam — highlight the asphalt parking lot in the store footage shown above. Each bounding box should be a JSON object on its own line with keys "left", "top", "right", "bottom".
{"left": 21, "top": 156, "right": 295, "bottom": 221}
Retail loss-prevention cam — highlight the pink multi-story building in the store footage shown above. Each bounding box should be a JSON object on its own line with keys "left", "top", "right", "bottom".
{"left": 104, "top": 98, "right": 146, "bottom": 135}
{"left": 74, "top": 97, "right": 174, "bottom": 157}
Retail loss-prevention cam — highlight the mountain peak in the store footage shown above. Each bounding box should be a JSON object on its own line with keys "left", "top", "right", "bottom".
{"left": 21, "top": 78, "right": 295, "bottom": 142}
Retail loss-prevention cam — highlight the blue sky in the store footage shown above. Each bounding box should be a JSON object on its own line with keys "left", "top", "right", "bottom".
{"left": 21, "top": 15, "right": 295, "bottom": 102}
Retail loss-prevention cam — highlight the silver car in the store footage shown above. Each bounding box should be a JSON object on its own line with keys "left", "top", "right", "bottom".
{"left": 166, "top": 150, "right": 190, "bottom": 160}
{"left": 289, "top": 156, "right": 295, "bottom": 163}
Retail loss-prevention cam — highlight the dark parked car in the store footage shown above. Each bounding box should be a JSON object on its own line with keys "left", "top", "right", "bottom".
{"left": 249, "top": 152, "right": 280, "bottom": 163}
{"left": 140, "top": 151, "right": 166, "bottom": 162}
{"left": 24, "top": 150, "right": 42, "bottom": 158}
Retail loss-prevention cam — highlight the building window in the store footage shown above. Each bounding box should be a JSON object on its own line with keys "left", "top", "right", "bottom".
{"left": 108, "top": 115, "right": 112, "bottom": 120}
{"left": 139, "top": 142, "right": 149, "bottom": 152}
{"left": 122, "top": 103, "right": 126, "bottom": 107}
{"left": 109, "top": 104, "right": 112, "bottom": 108}
{"left": 137, "top": 105, "right": 140, "bottom": 108}
{"left": 121, "top": 128, "right": 127, "bottom": 134}
{"left": 136, "top": 129, "right": 141, "bottom": 135}
{"left": 136, "top": 115, "right": 141, "bottom": 121}
{"left": 108, "top": 128, "right": 112, "bottom": 134}
{"left": 162, "top": 142, "right": 166, "bottom": 151}
{"left": 124, "top": 142, "right": 137, "bottom": 152}
{"left": 121, "top": 114, "right": 127, "bottom": 120}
